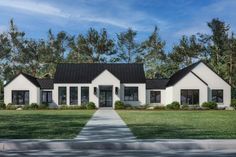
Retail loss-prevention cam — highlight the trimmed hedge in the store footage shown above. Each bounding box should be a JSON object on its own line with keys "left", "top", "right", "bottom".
{"left": 231, "top": 99, "right": 236, "bottom": 109}
{"left": 86, "top": 102, "right": 96, "bottom": 109}
{"left": 166, "top": 101, "right": 180, "bottom": 110}
{"left": 115, "top": 100, "right": 125, "bottom": 109}
{"left": 0, "top": 103, "right": 6, "bottom": 110}
{"left": 202, "top": 102, "right": 218, "bottom": 109}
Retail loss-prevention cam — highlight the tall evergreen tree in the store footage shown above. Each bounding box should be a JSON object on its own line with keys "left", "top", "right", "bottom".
{"left": 116, "top": 28, "right": 140, "bottom": 63}
{"left": 140, "top": 26, "right": 166, "bottom": 78}
{"left": 170, "top": 35, "right": 203, "bottom": 68}
{"left": 67, "top": 28, "right": 115, "bottom": 63}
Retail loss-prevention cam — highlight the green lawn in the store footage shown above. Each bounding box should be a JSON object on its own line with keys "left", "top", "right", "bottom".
{"left": 118, "top": 110, "right": 236, "bottom": 139}
{"left": 0, "top": 110, "right": 94, "bottom": 139}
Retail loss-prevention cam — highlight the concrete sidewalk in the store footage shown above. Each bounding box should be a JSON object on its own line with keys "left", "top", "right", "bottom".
{"left": 75, "top": 108, "right": 135, "bottom": 142}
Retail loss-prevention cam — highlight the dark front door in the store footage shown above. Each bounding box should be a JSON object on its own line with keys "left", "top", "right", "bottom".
{"left": 99, "top": 86, "right": 112, "bottom": 107}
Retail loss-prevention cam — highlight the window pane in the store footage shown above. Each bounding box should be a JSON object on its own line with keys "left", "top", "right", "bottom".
{"left": 59, "top": 87, "right": 67, "bottom": 105}
{"left": 81, "top": 87, "right": 89, "bottom": 104}
{"left": 12, "top": 91, "right": 29, "bottom": 105}
{"left": 150, "top": 91, "right": 161, "bottom": 103}
{"left": 181, "top": 90, "right": 199, "bottom": 105}
{"left": 42, "top": 91, "right": 52, "bottom": 103}
{"left": 212, "top": 90, "right": 223, "bottom": 103}
{"left": 70, "top": 87, "right": 78, "bottom": 105}
{"left": 124, "top": 87, "right": 138, "bottom": 101}
{"left": 12, "top": 91, "right": 17, "bottom": 104}
{"left": 48, "top": 92, "right": 52, "bottom": 103}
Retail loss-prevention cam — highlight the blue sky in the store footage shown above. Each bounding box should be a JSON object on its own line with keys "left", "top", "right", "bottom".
{"left": 0, "top": 0, "right": 236, "bottom": 51}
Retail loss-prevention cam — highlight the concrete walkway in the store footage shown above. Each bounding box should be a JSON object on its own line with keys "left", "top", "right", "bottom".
{"left": 75, "top": 108, "right": 135, "bottom": 142}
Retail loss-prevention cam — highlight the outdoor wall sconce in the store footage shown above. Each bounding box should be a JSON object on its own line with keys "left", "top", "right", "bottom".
{"left": 115, "top": 87, "right": 119, "bottom": 95}
{"left": 94, "top": 87, "right": 97, "bottom": 95}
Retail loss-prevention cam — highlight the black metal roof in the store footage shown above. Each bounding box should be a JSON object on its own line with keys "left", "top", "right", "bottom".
{"left": 166, "top": 61, "right": 201, "bottom": 87}
{"left": 4, "top": 72, "right": 54, "bottom": 89}
{"left": 54, "top": 63, "right": 146, "bottom": 83}
{"left": 37, "top": 78, "right": 54, "bottom": 89}
{"left": 21, "top": 73, "right": 41, "bottom": 87}
{"left": 146, "top": 79, "right": 169, "bottom": 89}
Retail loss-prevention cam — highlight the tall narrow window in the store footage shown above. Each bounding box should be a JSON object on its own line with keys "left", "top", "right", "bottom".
{"left": 41, "top": 91, "right": 52, "bottom": 104}
{"left": 12, "top": 90, "right": 29, "bottom": 105}
{"left": 212, "top": 90, "right": 223, "bottom": 103}
{"left": 58, "top": 87, "right": 66, "bottom": 105}
{"left": 150, "top": 91, "right": 161, "bottom": 103}
{"left": 70, "top": 87, "right": 78, "bottom": 105}
{"left": 181, "top": 89, "right": 199, "bottom": 105}
{"left": 81, "top": 87, "right": 89, "bottom": 104}
{"left": 124, "top": 87, "right": 138, "bottom": 101}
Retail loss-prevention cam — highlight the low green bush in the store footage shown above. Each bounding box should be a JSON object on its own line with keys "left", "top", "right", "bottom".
{"left": 181, "top": 105, "right": 189, "bottom": 110}
{"left": 154, "top": 106, "right": 166, "bottom": 110}
{"left": 202, "top": 102, "right": 218, "bottom": 109}
{"left": 30, "top": 103, "right": 39, "bottom": 109}
{"left": 86, "top": 102, "right": 96, "bottom": 109}
{"left": 166, "top": 101, "right": 180, "bottom": 110}
{"left": 6, "top": 104, "right": 18, "bottom": 110}
{"left": 115, "top": 101, "right": 125, "bottom": 109}
{"left": 231, "top": 99, "right": 236, "bottom": 109}
{"left": 0, "top": 103, "right": 6, "bottom": 110}
{"left": 37, "top": 103, "right": 49, "bottom": 109}
{"left": 22, "top": 105, "right": 31, "bottom": 110}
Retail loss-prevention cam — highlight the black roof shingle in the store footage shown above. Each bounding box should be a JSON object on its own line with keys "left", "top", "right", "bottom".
{"left": 146, "top": 79, "right": 169, "bottom": 89}
{"left": 37, "top": 78, "right": 54, "bottom": 89}
{"left": 166, "top": 61, "right": 201, "bottom": 87}
{"left": 54, "top": 63, "right": 146, "bottom": 83}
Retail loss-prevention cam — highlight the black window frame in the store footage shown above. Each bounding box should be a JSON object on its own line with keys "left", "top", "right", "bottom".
{"left": 12, "top": 90, "right": 29, "bottom": 105}
{"left": 41, "top": 91, "right": 52, "bottom": 104}
{"left": 124, "top": 87, "right": 139, "bottom": 101}
{"left": 58, "top": 87, "right": 67, "bottom": 105}
{"left": 81, "top": 87, "right": 89, "bottom": 105}
{"left": 150, "top": 91, "right": 161, "bottom": 103}
{"left": 212, "top": 89, "right": 223, "bottom": 103}
{"left": 70, "top": 87, "right": 78, "bottom": 105}
{"left": 181, "top": 89, "right": 199, "bottom": 105}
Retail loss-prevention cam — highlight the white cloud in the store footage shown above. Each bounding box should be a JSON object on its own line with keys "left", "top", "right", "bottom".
{"left": 0, "top": 0, "right": 70, "bottom": 18}
{"left": 0, "top": 0, "right": 168, "bottom": 31}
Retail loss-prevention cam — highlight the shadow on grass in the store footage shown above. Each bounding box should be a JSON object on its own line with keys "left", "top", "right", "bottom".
{"left": 127, "top": 123, "right": 236, "bottom": 139}
{"left": 0, "top": 112, "right": 93, "bottom": 139}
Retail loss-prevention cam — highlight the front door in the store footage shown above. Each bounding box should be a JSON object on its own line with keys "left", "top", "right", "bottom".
{"left": 99, "top": 86, "right": 113, "bottom": 107}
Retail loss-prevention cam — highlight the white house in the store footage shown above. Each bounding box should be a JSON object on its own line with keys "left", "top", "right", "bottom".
{"left": 4, "top": 61, "right": 231, "bottom": 108}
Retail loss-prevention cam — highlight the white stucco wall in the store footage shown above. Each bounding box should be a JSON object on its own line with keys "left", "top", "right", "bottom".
{"left": 53, "top": 83, "right": 91, "bottom": 107}
{"left": 146, "top": 89, "right": 166, "bottom": 105}
{"left": 120, "top": 83, "right": 146, "bottom": 106}
{"left": 192, "top": 62, "right": 231, "bottom": 107}
{"left": 91, "top": 70, "right": 121, "bottom": 108}
{"left": 165, "top": 87, "right": 173, "bottom": 105}
{"left": 172, "top": 72, "right": 208, "bottom": 105}
{"left": 4, "top": 74, "right": 40, "bottom": 105}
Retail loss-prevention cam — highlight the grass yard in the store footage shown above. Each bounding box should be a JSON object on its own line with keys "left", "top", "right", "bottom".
{"left": 0, "top": 110, "right": 94, "bottom": 139}
{"left": 118, "top": 110, "right": 236, "bottom": 139}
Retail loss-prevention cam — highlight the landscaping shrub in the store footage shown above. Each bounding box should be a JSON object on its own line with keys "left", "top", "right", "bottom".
{"left": 0, "top": 103, "right": 6, "bottom": 110}
{"left": 22, "top": 105, "right": 31, "bottom": 110}
{"left": 30, "top": 103, "right": 39, "bottom": 109}
{"left": 154, "top": 105, "right": 166, "bottom": 110}
{"left": 58, "top": 105, "right": 69, "bottom": 110}
{"left": 181, "top": 105, "right": 189, "bottom": 110}
{"left": 38, "top": 103, "right": 49, "bottom": 109}
{"left": 115, "top": 100, "right": 125, "bottom": 109}
{"left": 202, "top": 102, "right": 218, "bottom": 109}
{"left": 231, "top": 99, "right": 236, "bottom": 109}
{"left": 166, "top": 101, "right": 180, "bottom": 110}
{"left": 86, "top": 102, "right": 96, "bottom": 109}
{"left": 6, "top": 104, "right": 18, "bottom": 110}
